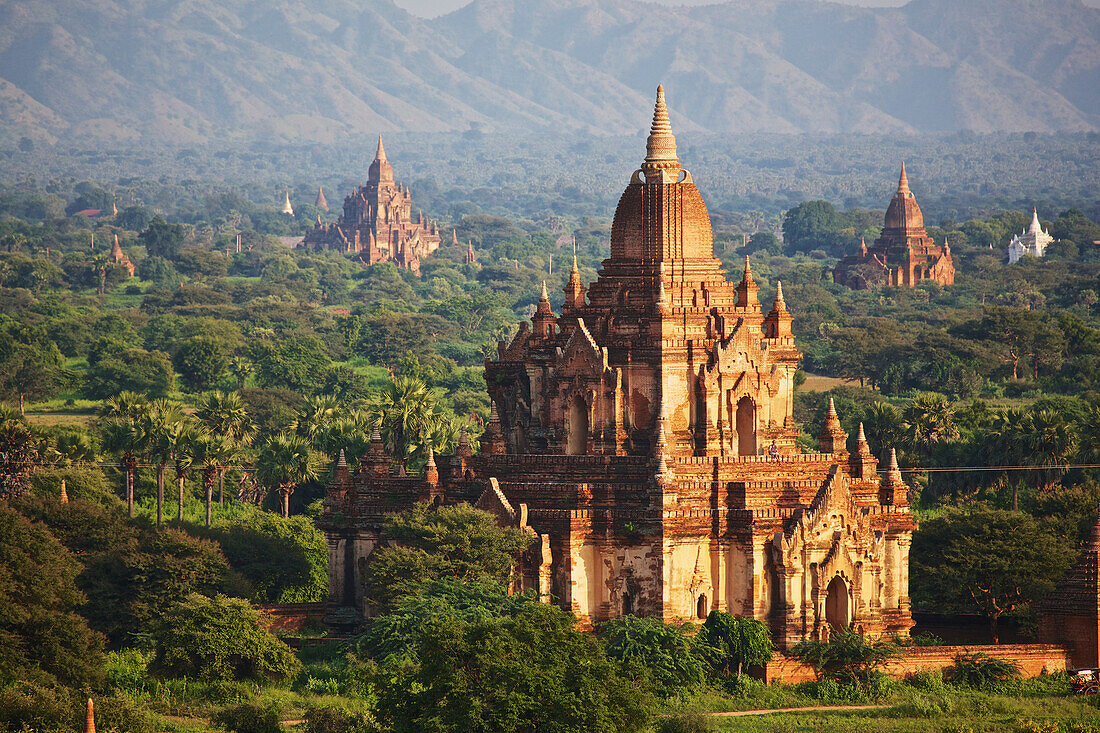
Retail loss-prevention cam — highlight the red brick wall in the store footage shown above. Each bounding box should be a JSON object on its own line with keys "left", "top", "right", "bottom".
{"left": 256, "top": 603, "right": 326, "bottom": 634}
{"left": 764, "top": 644, "right": 1072, "bottom": 684}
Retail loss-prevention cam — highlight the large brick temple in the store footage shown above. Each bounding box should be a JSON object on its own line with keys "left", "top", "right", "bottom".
{"left": 300, "top": 136, "right": 441, "bottom": 274}
{"left": 320, "top": 87, "right": 915, "bottom": 648}
{"left": 833, "top": 164, "right": 954, "bottom": 289}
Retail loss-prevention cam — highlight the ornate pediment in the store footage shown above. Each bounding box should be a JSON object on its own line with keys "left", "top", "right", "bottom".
{"left": 556, "top": 318, "right": 609, "bottom": 377}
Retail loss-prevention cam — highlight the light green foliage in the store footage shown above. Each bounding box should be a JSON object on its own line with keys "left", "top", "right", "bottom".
{"left": 153, "top": 593, "right": 301, "bottom": 682}
{"left": 598, "top": 615, "right": 706, "bottom": 694}
{"left": 696, "top": 611, "right": 774, "bottom": 681}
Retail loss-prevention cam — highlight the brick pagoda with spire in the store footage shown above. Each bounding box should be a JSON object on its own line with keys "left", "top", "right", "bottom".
{"left": 320, "top": 87, "right": 915, "bottom": 647}
{"left": 301, "top": 136, "right": 441, "bottom": 275}
{"left": 834, "top": 164, "right": 954, "bottom": 289}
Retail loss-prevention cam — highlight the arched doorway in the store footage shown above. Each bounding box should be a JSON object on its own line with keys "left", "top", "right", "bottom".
{"left": 825, "top": 575, "right": 850, "bottom": 633}
{"left": 696, "top": 594, "right": 708, "bottom": 620}
{"left": 622, "top": 592, "right": 634, "bottom": 616}
{"left": 566, "top": 394, "right": 588, "bottom": 455}
{"left": 736, "top": 396, "right": 756, "bottom": 456}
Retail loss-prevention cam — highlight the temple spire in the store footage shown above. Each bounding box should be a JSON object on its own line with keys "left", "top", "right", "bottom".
{"left": 643, "top": 85, "right": 680, "bottom": 177}
{"left": 375, "top": 134, "right": 387, "bottom": 163}
{"left": 735, "top": 255, "right": 759, "bottom": 311}
{"left": 897, "top": 162, "right": 910, "bottom": 195}
{"left": 1029, "top": 207, "right": 1042, "bottom": 234}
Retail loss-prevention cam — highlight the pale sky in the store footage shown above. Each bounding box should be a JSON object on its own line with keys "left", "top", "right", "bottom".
{"left": 394, "top": 0, "right": 1099, "bottom": 16}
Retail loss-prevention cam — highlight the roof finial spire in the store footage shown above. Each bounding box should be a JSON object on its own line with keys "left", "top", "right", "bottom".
{"left": 643, "top": 84, "right": 679, "bottom": 176}
{"left": 375, "top": 134, "right": 387, "bottom": 162}
{"left": 540, "top": 280, "right": 549, "bottom": 301}
{"left": 897, "top": 162, "right": 910, "bottom": 195}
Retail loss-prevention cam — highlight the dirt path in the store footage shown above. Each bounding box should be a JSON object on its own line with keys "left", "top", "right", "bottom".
{"left": 710, "top": 704, "right": 888, "bottom": 717}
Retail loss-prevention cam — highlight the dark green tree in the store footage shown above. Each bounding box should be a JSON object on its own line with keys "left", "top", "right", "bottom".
{"left": 173, "top": 336, "right": 231, "bottom": 392}
{"left": 375, "top": 602, "right": 651, "bottom": 733}
{"left": 363, "top": 503, "right": 534, "bottom": 611}
{"left": 597, "top": 615, "right": 706, "bottom": 694}
{"left": 153, "top": 593, "right": 301, "bottom": 682}
{"left": 0, "top": 501, "right": 105, "bottom": 687}
{"left": 695, "top": 611, "right": 773, "bottom": 681}
{"left": 911, "top": 508, "right": 1074, "bottom": 642}
{"left": 139, "top": 216, "right": 185, "bottom": 260}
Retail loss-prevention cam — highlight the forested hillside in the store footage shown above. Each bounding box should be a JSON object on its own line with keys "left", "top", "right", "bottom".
{"left": 1, "top": 0, "right": 1097, "bottom": 146}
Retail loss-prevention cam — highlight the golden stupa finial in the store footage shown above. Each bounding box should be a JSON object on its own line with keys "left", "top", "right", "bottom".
{"left": 643, "top": 85, "right": 680, "bottom": 177}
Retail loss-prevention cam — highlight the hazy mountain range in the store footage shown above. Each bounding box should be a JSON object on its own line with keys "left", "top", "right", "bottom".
{"left": 0, "top": 0, "right": 1097, "bottom": 146}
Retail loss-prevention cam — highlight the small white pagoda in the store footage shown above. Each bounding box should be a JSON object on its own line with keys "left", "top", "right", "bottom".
{"left": 1008, "top": 209, "right": 1053, "bottom": 264}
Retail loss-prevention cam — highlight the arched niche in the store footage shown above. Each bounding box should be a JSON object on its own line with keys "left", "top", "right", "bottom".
{"left": 566, "top": 393, "right": 588, "bottom": 455}
{"left": 825, "top": 575, "right": 851, "bottom": 633}
{"left": 736, "top": 396, "right": 756, "bottom": 456}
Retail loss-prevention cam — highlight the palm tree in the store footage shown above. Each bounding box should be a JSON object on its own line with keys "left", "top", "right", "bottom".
{"left": 101, "top": 419, "right": 142, "bottom": 516}
{"left": 291, "top": 395, "right": 343, "bottom": 446}
{"left": 194, "top": 391, "right": 254, "bottom": 504}
{"left": 862, "top": 401, "right": 906, "bottom": 459}
{"left": 97, "top": 392, "right": 147, "bottom": 517}
{"left": 369, "top": 376, "right": 446, "bottom": 473}
{"left": 97, "top": 391, "right": 148, "bottom": 420}
{"left": 91, "top": 252, "right": 110, "bottom": 296}
{"left": 191, "top": 431, "right": 235, "bottom": 527}
{"left": 984, "top": 408, "right": 1025, "bottom": 510}
{"left": 171, "top": 420, "right": 202, "bottom": 524}
{"left": 229, "top": 356, "right": 253, "bottom": 391}
{"left": 256, "top": 434, "right": 317, "bottom": 518}
{"left": 903, "top": 393, "right": 959, "bottom": 460}
{"left": 1077, "top": 406, "right": 1100, "bottom": 466}
{"left": 138, "top": 399, "right": 182, "bottom": 528}
{"left": 1017, "top": 409, "right": 1077, "bottom": 496}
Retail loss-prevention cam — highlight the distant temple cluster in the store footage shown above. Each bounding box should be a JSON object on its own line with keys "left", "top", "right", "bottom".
{"left": 300, "top": 137, "right": 441, "bottom": 275}
{"left": 833, "top": 164, "right": 955, "bottom": 289}
{"left": 1008, "top": 209, "right": 1053, "bottom": 264}
{"left": 321, "top": 87, "right": 916, "bottom": 647}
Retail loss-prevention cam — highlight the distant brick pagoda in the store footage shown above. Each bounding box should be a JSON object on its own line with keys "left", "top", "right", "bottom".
{"left": 301, "top": 136, "right": 441, "bottom": 275}
{"left": 321, "top": 87, "right": 915, "bottom": 648}
{"left": 834, "top": 164, "right": 954, "bottom": 289}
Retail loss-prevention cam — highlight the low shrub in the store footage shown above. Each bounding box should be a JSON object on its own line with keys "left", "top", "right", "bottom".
{"left": 152, "top": 594, "right": 302, "bottom": 682}
{"left": 906, "top": 668, "right": 946, "bottom": 692}
{"left": 302, "top": 705, "right": 377, "bottom": 733}
{"left": 0, "top": 682, "right": 74, "bottom": 732}
{"left": 789, "top": 629, "right": 900, "bottom": 689}
{"left": 655, "top": 712, "right": 714, "bottom": 733}
{"left": 944, "top": 652, "right": 1021, "bottom": 688}
{"left": 213, "top": 702, "right": 284, "bottom": 733}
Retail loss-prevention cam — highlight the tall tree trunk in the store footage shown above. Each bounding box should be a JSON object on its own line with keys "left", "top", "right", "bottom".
{"left": 98, "top": 270, "right": 106, "bottom": 296}
{"left": 204, "top": 470, "right": 214, "bottom": 528}
{"left": 178, "top": 475, "right": 185, "bottom": 523}
{"left": 156, "top": 463, "right": 165, "bottom": 528}
{"left": 218, "top": 470, "right": 225, "bottom": 506}
{"left": 989, "top": 615, "right": 1000, "bottom": 645}
{"left": 126, "top": 464, "right": 134, "bottom": 518}
{"left": 281, "top": 488, "right": 290, "bottom": 518}
{"left": 1012, "top": 485, "right": 1018, "bottom": 512}
{"left": 18, "top": 392, "right": 24, "bottom": 417}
